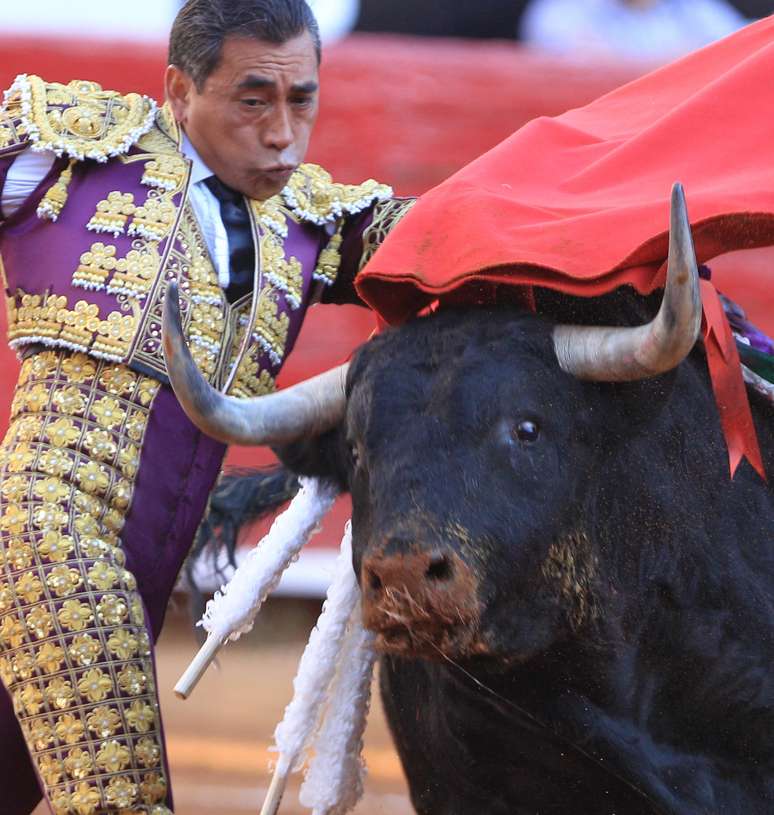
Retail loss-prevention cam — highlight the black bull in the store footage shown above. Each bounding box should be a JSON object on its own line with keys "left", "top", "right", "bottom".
{"left": 164, "top": 269, "right": 774, "bottom": 810}
{"left": 276, "top": 291, "right": 774, "bottom": 815}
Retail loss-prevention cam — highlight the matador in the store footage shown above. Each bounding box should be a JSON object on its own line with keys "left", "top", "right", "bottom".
{"left": 0, "top": 1, "right": 413, "bottom": 812}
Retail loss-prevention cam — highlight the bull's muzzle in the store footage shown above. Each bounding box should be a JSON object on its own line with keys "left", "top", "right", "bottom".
{"left": 361, "top": 543, "right": 481, "bottom": 657}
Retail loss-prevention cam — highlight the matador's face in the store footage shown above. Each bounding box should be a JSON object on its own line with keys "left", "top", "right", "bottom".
{"left": 166, "top": 32, "right": 320, "bottom": 201}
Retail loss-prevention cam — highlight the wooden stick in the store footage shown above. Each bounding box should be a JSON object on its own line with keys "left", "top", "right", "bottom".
{"left": 174, "top": 634, "right": 225, "bottom": 699}
{"left": 260, "top": 765, "right": 289, "bottom": 815}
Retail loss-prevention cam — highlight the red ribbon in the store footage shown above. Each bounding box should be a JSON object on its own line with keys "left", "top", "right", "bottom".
{"left": 700, "top": 279, "right": 766, "bottom": 481}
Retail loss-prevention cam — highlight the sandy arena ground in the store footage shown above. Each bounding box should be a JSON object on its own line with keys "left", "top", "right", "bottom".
{"left": 33, "top": 597, "right": 413, "bottom": 815}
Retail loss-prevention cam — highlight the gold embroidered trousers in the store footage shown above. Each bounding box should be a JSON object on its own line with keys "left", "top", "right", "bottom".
{"left": 0, "top": 350, "right": 179, "bottom": 814}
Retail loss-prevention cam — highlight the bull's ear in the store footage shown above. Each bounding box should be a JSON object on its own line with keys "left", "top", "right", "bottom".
{"left": 272, "top": 424, "right": 350, "bottom": 492}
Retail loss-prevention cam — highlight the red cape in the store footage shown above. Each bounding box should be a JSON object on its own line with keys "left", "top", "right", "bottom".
{"left": 357, "top": 16, "right": 774, "bottom": 479}
{"left": 358, "top": 16, "right": 774, "bottom": 322}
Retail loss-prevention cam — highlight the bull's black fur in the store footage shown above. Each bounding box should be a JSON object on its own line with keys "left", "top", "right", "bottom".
{"left": 213, "top": 288, "right": 774, "bottom": 814}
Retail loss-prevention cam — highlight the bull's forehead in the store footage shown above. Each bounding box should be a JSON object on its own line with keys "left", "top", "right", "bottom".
{"left": 347, "top": 309, "right": 569, "bottom": 442}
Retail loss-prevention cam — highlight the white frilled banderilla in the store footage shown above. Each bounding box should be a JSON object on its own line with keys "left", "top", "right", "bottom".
{"left": 174, "top": 477, "right": 377, "bottom": 815}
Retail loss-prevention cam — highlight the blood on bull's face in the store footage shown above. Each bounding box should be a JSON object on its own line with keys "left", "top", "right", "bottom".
{"left": 342, "top": 309, "right": 605, "bottom": 663}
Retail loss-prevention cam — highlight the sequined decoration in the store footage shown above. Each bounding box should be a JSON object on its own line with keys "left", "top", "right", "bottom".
{"left": 0, "top": 350, "right": 172, "bottom": 815}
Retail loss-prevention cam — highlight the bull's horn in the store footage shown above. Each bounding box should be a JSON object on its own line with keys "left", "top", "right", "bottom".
{"left": 162, "top": 282, "right": 348, "bottom": 446}
{"left": 552, "top": 183, "right": 702, "bottom": 381}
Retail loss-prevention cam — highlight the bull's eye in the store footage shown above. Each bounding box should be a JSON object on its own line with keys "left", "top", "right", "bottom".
{"left": 513, "top": 420, "right": 540, "bottom": 443}
{"left": 349, "top": 442, "right": 361, "bottom": 470}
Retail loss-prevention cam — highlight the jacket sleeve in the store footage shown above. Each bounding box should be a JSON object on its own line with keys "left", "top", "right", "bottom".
{"left": 322, "top": 197, "right": 417, "bottom": 306}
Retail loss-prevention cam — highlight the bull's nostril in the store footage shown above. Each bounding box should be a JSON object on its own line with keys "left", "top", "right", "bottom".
{"left": 426, "top": 554, "right": 452, "bottom": 582}
{"left": 368, "top": 570, "right": 383, "bottom": 591}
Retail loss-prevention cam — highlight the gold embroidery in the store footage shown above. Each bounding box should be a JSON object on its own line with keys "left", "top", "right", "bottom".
{"left": 54, "top": 103, "right": 183, "bottom": 303}
{"left": 93, "top": 309, "right": 140, "bottom": 360}
{"left": 141, "top": 154, "right": 187, "bottom": 192}
{"left": 0, "top": 91, "right": 31, "bottom": 160}
{"left": 38, "top": 753, "right": 63, "bottom": 784}
{"left": 187, "top": 255, "right": 222, "bottom": 305}
{"left": 261, "top": 232, "right": 303, "bottom": 310}
{"left": 359, "top": 197, "right": 416, "bottom": 271}
{"left": 127, "top": 203, "right": 224, "bottom": 382}
{"left": 66, "top": 780, "right": 101, "bottom": 812}
{"left": 87, "top": 705, "right": 121, "bottom": 737}
{"left": 0, "top": 350, "right": 170, "bottom": 813}
{"left": 52, "top": 387, "right": 86, "bottom": 416}
{"left": 73, "top": 242, "right": 119, "bottom": 290}
{"left": 6, "top": 75, "right": 157, "bottom": 162}
{"left": 128, "top": 193, "right": 176, "bottom": 242}
{"left": 108, "top": 775, "right": 139, "bottom": 808}
{"left": 37, "top": 159, "right": 76, "bottom": 222}
{"left": 97, "top": 740, "right": 131, "bottom": 773}
{"left": 98, "top": 365, "right": 136, "bottom": 395}
{"left": 109, "top": 245, "right": 161, "bottom": 299}
{"left": 86, "top": 191, "right": 136, "bottom": 236}
{"left": 64, "top": 746, "right": 93, "bottom": 779}
{"left": 1, "top": 616, "right": 27, "bottom": 646}
{"left": 137, "top": 377, "right": 159, "bottom": 406}
{"left": 313, "top": 227, "right": 344, "bottom": 287}
{"left": 282, "top": 162, "right": 392, "bottom": 225}
{"left": 141, "top": 771, "right": 168, "bottom": 803}
{"left": 75, "top": 460, "right": 110, "bottom": 495}
{"left": 253, "top": 289, "right": 289, "bottom": 366}
{"left": 135, "top": 103, "right": 179, "bottom": 157}
{"left": 61, "top": 354, "right": 96, "bottom": 383}
{"left": 69, "top": 634, "right": 102, "bottom": 667}
{"left": 250, "top": 195, "right": 289, "bottom": 237}
{"left": 177, "top": 203, "right": 223, "bottom": 305}
{"left": 58, "top": 300, "right": 101, "bottom": 350}
{"left": 190, "top": 343, "right": 217, "bottom": 378}
{"left": 116, "top": 161, "right": 388, "bottom": 389}
{"left": 225, "top": 351, "right": 276, "bottom": 399}
{"left": 0, "top": 119, "right": 28, "bottom": 157}
{"left": 188, "top": 302, "right": 225, "bottom": 353}
{"left": 7, "top": 292, "right": 140, "bottom": 362}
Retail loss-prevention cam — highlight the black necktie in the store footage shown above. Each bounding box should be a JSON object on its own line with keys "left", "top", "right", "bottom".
{"left": 204, "top": 176, "right": 255, "bottom": 303}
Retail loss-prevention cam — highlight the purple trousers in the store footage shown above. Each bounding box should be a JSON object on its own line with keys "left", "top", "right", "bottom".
{"left": 0, "top": 350, "right": 226, "bottom": 814}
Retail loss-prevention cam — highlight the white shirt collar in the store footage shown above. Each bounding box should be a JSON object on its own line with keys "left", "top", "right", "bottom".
{"left": 181, "top": 131, "right": 214, "bottom": 186}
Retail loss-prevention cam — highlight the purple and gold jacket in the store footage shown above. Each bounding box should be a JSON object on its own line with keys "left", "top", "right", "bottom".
{"left": 0, "top": 74, "right": 414, "bottom": 396}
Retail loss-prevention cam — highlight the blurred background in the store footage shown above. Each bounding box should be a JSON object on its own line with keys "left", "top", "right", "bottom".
{"left": 2, "top": 2, "right": 772, "bottom": 813}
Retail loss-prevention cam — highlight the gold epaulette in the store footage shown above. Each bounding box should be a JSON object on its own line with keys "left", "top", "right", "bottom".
{"left": 2, "top": 74, "right": 157, "bottom": 163}
{"left": 0, "top": 84, "right": 31, "bottom": 156}
{"left": 282, "top": 163, "right": 393, "bottom": 226}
